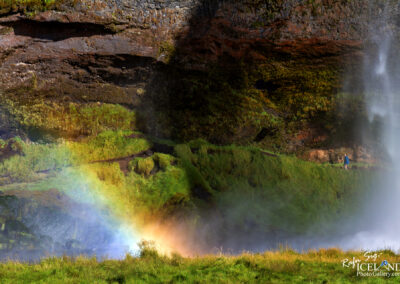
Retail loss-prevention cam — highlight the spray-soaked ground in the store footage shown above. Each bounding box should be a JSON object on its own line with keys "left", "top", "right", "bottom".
{"left": 0, "top": 189, "right": 138, "bottom": 262}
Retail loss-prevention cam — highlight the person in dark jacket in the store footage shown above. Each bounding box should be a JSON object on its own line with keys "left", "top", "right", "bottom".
{"left": 344, "top": 154, "right": 350, "bottom": 170}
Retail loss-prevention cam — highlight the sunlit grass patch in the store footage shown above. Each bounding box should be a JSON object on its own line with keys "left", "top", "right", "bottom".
{"left": 0, "top": 130, "right": 151, "bottom": 184}
{"left": 0, "top": 249, "right": 399, "bottom": 283}
{"left": 68, "top": 130, "right": 151, "bottom": 163}
{"left": 5, "top": 101, "right": 136, "bottom": 137}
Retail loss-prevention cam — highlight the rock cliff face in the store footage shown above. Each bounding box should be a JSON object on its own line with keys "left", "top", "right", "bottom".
{"left": 0, "top": 0, "right": 398, "bottom": 159}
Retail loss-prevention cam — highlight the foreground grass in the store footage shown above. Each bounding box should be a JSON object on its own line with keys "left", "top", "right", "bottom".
{"left": 0, "top": 248, "right": 398, "bottom": 283}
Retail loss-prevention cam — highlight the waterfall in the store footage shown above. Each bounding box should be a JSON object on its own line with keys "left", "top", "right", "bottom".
{"left": 336, "top": 2, "right": 400, "bottom": 251}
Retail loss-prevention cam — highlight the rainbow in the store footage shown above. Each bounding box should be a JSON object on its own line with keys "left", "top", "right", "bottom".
{"left": 40, "top": 146, "right": 197, "bottom": 258}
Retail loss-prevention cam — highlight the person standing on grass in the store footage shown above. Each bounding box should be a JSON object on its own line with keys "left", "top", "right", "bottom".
{"left": 344, "top": 154, "right": 350, "bottom": 170}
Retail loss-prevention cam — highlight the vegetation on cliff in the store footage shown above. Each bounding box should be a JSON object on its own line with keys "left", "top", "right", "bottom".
{"left": 3, "top": 98, "right": 137, "bottom": 138}
{"left": 0, "top": 126, "right": 375, "bottom": 251}
{"left": 0, "top": 0, "right": 63, "bottom": 14}
{"left": 141, "top": 38, "right": 361, "bottom": 154}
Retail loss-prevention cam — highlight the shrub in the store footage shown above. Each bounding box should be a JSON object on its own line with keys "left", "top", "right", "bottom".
{"left": 136, "top": 157, "right": 155, "bottom": 176}
{"left": 138, "top": 240, "right": 159, "bottom": 259}
{"left": 154, "top": 153, "right": 175, "bottom": 169}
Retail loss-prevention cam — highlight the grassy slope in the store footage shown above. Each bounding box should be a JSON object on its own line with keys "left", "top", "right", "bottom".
{"left": 0, "top": 132, "right": 373, "bottom": 231}
{"left": 0, "top": 103, "right": 380, "bottom": 282}
{"left": 0, "top": 249, "right": 399, "bottom": 283}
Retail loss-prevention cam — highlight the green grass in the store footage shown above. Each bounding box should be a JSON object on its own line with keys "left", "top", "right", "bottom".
{"left": 0, "top": 132, "right": 188, "bottom": 216}
{"left": 0, "top": 130, "right": 151, "bottom": 184}
{"left": 0, "top": 248, "right": 399, "bottom": 283}
{"left": 69, "top": 130, "right": 151, "bottom": 162}
{"left": 328, "top": 161, "right": 378, "bottom": 169}
{"left": 134, "top": 157, "right": 155, "bottom": 176}
{"left": 174, "top": 143, "right": 374, "bottom": 235}
{"left": 0, "top": 133, "right": 378, "bottom": 265}
{"left": 0, "top": 134, "right": 375, "bottom": 238}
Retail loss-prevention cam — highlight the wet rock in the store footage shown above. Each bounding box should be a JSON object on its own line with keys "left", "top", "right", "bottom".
{"left": 301, "top": 146, "right": 378, "bottom": 164}
{"left": 302, "top": 149, "right": 330, "bottom": 163}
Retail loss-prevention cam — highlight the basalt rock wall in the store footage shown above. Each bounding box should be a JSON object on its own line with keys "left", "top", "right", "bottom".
{"left": 0, "top": 0, "right": 398, "bottom": 158}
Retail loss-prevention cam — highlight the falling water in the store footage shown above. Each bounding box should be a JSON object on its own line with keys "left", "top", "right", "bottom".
{"left": 335, "top": 2, "right": 400, "bottom": 251}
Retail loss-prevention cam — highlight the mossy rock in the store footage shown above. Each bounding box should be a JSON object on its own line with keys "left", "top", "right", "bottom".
{"left": 153, "top": 153, "right": 175, "bottom": 169}
{"left": 0, "top": 0, "right": 64, "bottom": 15}
{"left": 3, "top": 99, "right": 137, "bottom": 138}
{"left": 135, "top": 157, "right": 155, "bottom": 176}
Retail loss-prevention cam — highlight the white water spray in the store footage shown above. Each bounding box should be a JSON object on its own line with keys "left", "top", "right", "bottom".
{"left": 336, "top": 2, "right": 400, "bottom": 251}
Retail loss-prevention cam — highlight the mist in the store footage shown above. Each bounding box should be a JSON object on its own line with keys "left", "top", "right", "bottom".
{"left": 324, "top": 1, "right": 400, "bottom": 252}
{"left": 0, "top": 167, "right": 141, "bottom": 261}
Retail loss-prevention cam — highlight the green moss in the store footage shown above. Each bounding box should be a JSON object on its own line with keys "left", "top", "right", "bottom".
{"left": 158, "top": 41, "right": 176, "bottom": 63}
{"left": 0, "top": 137, "right": 374, "bottom": 237}
{"left": 252, "top": 62, "right": 339, "bottom": 120}
{"left": 161, "top": 60, "right": 269, "bottom": 143}
{"left": 136, "top": 157, "right": 155, "bottom": 176}
{"left": 4, "top": 99, "right": 136, "bottom": 137}
{"left": 153, "top": 53, "right": 341, "bottom": 150}
{"left": 0, "top": 0, "right": 64, "bottom": 14}
{"left": 173, "top": 142, "right": 374, "bottom": 235}
{"left": 0, "top": 130, "right": 151, "bottom": 184}
{"left": 126, "top": 165, "right": 191, "bottom": 212}
{"left": 0, "top": 139, "right": 6, "bottom": 149}
{"left": 153, "top": 153, "right": 175, "bottom": 169}
{"left": 72, "top": 130, "right": 151, "bottom": 162}
{"left": 69, "top": 103, "right": 136, "bottom": 135}
{"left": 187, "top": 138, "right": 210, "bottom": 148}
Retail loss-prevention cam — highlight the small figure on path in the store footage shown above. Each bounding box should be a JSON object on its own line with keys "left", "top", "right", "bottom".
{"left": 344, "top": 154, "right": 350, "bottom": 170}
